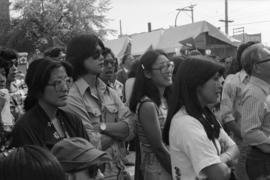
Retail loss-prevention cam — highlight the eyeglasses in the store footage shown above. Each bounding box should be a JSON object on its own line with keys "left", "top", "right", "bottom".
{"left": 151, "top": 61, "right": 175, "bottom": 74}
{"left": 47, "top": 77, "right": 73, "bottom": 91}
{"left": 103, "top": 59, "right": 117, "bottom": 67}
{"left": 256, "top": 59, "right": 270, "bottom": 64}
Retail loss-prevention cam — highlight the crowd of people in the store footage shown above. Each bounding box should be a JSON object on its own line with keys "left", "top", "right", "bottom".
{"left": 0, "top": 33, "right": 270, "bottom": 180}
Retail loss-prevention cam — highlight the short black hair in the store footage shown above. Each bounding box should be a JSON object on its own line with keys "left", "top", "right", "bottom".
{"left": 44, "top": 47, "right": 65, "bottom": 58}
{"left": 0, "top": 48, "right": 18, "bottom": 62}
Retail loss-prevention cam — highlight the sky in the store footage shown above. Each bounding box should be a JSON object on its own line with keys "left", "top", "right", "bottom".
{"left": 105, "top": 0, "right": 270, "bottom": 45}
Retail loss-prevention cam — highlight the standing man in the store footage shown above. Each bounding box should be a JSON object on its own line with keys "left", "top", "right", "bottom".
{"left": 220, "top": 41, "right": 257, "bottom": 180}
{"left": 240, "top": 43, "right": 270, "bottom": 179}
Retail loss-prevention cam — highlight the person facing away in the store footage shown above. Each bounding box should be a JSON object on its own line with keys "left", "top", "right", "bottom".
{"left": 129, "top": 49, "right": 174, "bottom": 180}
{"left": 163, "top": 56, "right": 239, "bottom": 180}
{"left": 11, "top": 58, "right": 89, "bottom": 149}
{"left": 240, "top": 43, "right": 270, "bottom": 179}
{"left": 52, "top": 137, "right": 112, "bottom": 180}
{"left": 63, "top": 34, "right": 135, "bottom": 179}
{"left": 0, "top": 145, "right": 66, "bottom": 180}
{"left": 220, "top": 41, "right": 258, "bottom": 180}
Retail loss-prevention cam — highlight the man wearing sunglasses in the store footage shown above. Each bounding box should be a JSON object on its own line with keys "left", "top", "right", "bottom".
{"left": 240, "top": 43, "right": 270, "bottom": 179}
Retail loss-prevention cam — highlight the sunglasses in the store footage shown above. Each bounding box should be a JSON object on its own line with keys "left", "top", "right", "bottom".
{"left": 92, "top": 50, "right": 103, "bottom": 60}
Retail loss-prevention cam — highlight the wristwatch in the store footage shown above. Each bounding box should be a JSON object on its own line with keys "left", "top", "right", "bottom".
{"left": 100, "top": 122, "right": 107, "bottom": 133}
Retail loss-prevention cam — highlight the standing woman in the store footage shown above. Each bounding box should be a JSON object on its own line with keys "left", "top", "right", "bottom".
{"left": 163, "top": 56, "right": 239, "bottom": 180}
{"left": 11, "top": 58, "right": 89, "bottom": 149}
{"left": 64, "top": 34, "right": 135, "bottom": 180}
{"left": 129, "top": 50, "right": 173, "bottom": 180}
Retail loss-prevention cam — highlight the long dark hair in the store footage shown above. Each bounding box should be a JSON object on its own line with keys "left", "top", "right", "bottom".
{"left": 24, "top": 58, "right": 73, "bottom": 111}
{"left": 66, "top": 34, "right": 105, "bottom": 80}
{"left": 129, "top": 49, "right": 171, "bottom": 112}
{"left": 0, "top": 145, "right": 66, "bottom": 180}
{"left": 163, "top": 56, "right": 224, "bottom": 145}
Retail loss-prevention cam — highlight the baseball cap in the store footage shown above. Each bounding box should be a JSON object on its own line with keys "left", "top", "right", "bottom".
{"left": 241, "top": 43, "right": 270, "bottom": 65}
{"left": 51, "top": 137, "right": 111, "bottom": 173}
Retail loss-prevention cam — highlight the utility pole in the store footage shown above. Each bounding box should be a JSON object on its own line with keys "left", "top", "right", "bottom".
{"left": 175, "top": 4, "right": 196, "bottom": 27}
{"left": 219, "top": 0, "right": 233, "bottom": 35}
{"left": 119, "top": 20, "right": 123, "bottom": 37}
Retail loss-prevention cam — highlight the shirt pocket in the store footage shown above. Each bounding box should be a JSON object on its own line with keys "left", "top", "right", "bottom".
{"left": 104, "top": 104, "right": 118, "bottom": 123}
{"left": 85, "top": 105, "right": 101, "bottom": 125}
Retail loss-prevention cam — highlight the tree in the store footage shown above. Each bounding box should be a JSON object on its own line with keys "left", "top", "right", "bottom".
{"left": 1, "top": 0, "right": 114, "bottom": 54}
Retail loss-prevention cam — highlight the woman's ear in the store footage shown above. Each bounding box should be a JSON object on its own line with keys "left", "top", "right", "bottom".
{"left": 143, "top": 70, "right": 152, "bottom": 79}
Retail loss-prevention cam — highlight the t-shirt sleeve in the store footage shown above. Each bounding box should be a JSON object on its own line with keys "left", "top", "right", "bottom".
{"left": 177, "top": 117, "right": 222, "bottom": 177}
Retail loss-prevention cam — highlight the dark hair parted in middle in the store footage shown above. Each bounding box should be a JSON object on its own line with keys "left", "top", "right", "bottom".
{"left": 66, "top": 34, "right": 105, "bottom": 80}
{"left": 163, "top": 56, "right": 224, "bottom": 145}
{"left": 24, "top": 58, "right": 73, "bottom": 111}
{"left": 129, "top": 49, "right": 171, "bottom": 113}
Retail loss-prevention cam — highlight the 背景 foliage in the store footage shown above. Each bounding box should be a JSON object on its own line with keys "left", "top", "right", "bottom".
{"left": 1, "top": 0, "right": 114, "bottom": 54}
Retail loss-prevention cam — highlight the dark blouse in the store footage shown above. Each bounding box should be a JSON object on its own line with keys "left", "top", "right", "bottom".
{"left": 11, "top": 104, "right": 89, "bottom": 150}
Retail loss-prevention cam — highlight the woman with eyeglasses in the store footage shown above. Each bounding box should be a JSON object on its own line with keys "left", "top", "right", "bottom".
{"left": 11, "top": 58, "right": 89, "bottom": 149}
{"left": 64, "top": 34, "right": 135, "bottom": 180}
{"left": 129, "top": 50, "right": 174, "bottom": 180}
{"left": 163, "top": 56, "right": 239, "bottom": 180}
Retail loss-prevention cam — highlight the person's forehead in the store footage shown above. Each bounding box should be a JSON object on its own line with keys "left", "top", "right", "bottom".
{"left": 155, "top": 55, "right": 169, "bottom": 64}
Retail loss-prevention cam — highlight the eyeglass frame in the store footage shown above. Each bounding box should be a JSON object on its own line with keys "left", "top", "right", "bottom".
{"left": 47, "top": 77, "right": 73, "bottom": 91}
{"left": 151, "top": 61, "right": 175, "bottom": 74}
{"left": 255, "top": 59, "right": 270, "bottom": 64}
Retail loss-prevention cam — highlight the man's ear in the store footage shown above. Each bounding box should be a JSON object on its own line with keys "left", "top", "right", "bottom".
{"left": 144, "top": 70, "right": 152, "bottom": 79}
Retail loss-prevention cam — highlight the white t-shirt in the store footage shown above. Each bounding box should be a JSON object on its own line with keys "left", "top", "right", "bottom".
{"left": 169, "top": 107, "right": 235, "bottom": 180}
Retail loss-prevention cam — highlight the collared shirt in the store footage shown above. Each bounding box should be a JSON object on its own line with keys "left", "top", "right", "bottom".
{"left": 241, "top": 76, "right": 270, "bottom": 146}
{"left": 63, "top": 77, "right": 135, "bottom": 147}
{"left": 220, "top": 70, "right": 249, "bottom": 126}
{"left": 108, "top": 79, "right": 124, "bottom": 101}
{"left": 63, "top": 77, "right": 135, "bottom": 178}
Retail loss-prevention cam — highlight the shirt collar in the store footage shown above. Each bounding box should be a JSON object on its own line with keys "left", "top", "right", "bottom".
{"left": 74, "top": 78, "right": 90, "bottom": 95}
{"left": 250, "top": 76, "right": 270, "bottom": 94}
{"left": 239, "top": 70, "right": 249, "bottom": 84}
{"left": 74, "top": 77, "right": 108, "bottom": 96}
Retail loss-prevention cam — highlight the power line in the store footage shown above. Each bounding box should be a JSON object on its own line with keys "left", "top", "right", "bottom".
{"left": 230, "top": 20, "right": 270, "bottom": 27}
